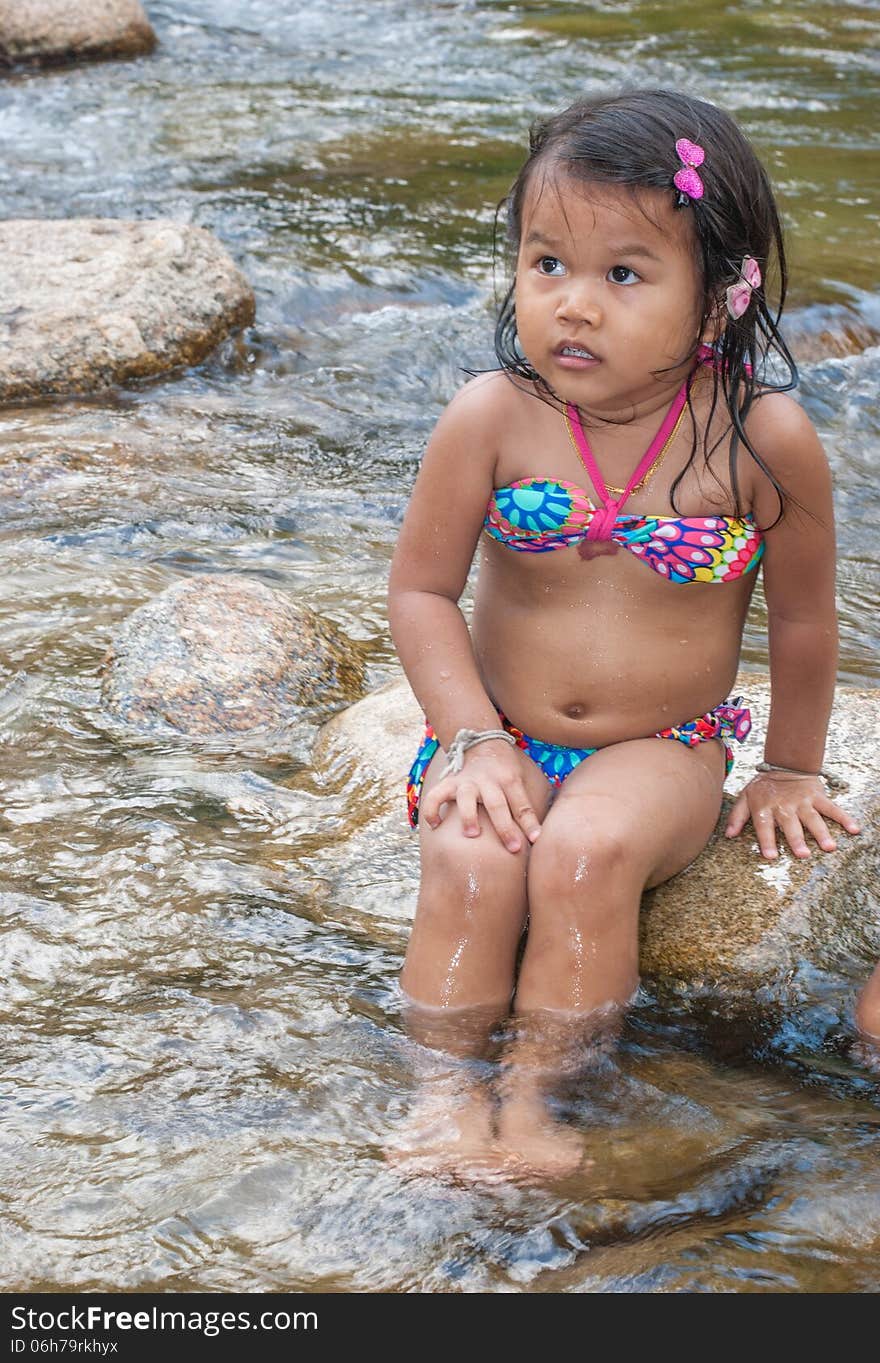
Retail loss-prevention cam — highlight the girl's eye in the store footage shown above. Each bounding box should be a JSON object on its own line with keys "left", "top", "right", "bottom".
{"left": 609, "top": 265, "right": 640, "bottom": 285}
{"left": 537, "top": 256, "right": 565, "bottom": 276}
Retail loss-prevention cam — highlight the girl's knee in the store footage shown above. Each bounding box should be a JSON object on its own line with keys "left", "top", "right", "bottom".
{"left": 407, "top": 823, "right": 529, "bottom": 1010}
{"left": 528, "top": 816, "right": 634, "bottom": 899}
{"left": 422, "top": 820, "right": 529, "bottom": 883}
{"left": 417, "top": 821, "right": 529, "bottom": 927}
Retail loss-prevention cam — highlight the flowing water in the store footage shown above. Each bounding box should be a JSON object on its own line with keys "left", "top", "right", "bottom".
{"left": 0, "top": 0, "right": 879, "bottom": 1293}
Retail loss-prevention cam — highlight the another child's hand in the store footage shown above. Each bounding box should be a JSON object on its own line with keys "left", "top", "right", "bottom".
{"left": 725, "top": 772, "right": 861, "bottom": 860}
{"left": 421, "top": 743, "right": 543, "bottom": 854}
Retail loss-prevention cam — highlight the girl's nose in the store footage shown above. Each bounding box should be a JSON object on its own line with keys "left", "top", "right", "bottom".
{"left": 555, "top": 284, "right": 601, "bottom": 327}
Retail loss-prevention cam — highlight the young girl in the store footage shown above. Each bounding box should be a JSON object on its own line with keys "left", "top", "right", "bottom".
{"left": 387, "top": 89, "right": 864, "bottom": 1177}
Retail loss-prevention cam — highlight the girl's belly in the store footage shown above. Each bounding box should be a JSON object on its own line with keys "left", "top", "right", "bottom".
{"left": 471, "top": 555, "right": 754, "bottom": 748}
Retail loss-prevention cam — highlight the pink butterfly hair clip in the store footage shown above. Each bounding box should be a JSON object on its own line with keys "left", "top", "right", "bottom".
{"left": 673, "top": 137, "right": 705, "bottom": 202}
{"left": 726, "top": 256, "right": 762, "bottom": 320}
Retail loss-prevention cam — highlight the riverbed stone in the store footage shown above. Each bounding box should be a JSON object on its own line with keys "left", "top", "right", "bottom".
{"left": 787, "top": 304, "right": 880, "bottom": 362}
{"left": 0, "top": 1, "right": 155, "bottom": 66}
{"left": 310, "top": 674, "right": 880, "bottom": 989}
{"left": 0, "top": 219, "right": 254, "bottom": 402}
{"left": 101, "top": 576, "right": 365, "bottom": 736}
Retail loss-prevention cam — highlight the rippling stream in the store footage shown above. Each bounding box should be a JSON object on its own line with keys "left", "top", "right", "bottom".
{"left": 1, "top": 0, "right": 878, "bottom": 1292}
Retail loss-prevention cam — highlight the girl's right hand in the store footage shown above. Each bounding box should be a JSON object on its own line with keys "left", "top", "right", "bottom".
{"left": 420, "top": 742, "right": 543, "bottom": 854}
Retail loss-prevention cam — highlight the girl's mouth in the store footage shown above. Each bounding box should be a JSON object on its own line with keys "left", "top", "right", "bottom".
{"left": 555, "top": 344, "right": 601, "bottom": 369}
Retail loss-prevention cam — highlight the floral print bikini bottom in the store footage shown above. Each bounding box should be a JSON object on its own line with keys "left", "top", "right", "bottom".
{"left": 406, "top": 697, "right": 752, "bottom": 829}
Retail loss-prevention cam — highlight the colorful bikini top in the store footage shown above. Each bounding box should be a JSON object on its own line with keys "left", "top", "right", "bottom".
{"left": 483, "top": 366, "right": 764, "bottom": 585}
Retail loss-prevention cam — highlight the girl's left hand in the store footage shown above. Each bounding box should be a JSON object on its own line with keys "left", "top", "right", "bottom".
{"left": 725, "top": 773, "right": 861, "bottom": 860}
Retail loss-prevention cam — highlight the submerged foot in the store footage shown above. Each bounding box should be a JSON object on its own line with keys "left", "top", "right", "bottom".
{"left": 385, "top": 1081, "right": 505, "bottom": 1176}
{"left": 386, "top": 1081, "right": 593, "bottom": 1184}
{"left": 495, "top": 1091, "right": 592, "bottom": 1181}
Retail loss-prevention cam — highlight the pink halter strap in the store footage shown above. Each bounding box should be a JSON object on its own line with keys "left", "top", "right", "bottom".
{"left": 564, "top": 378, "right": 691, "bottom": 541}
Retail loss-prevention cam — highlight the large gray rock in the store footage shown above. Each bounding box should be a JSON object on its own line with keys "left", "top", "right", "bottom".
{"left": 0, "top": 219, "right": 254, "bottom": 402}
{"left": 0, "top": 0, "right": 155, "bottom": 66}
{"left": 310, "top": 674, "right": 880, "bottom": 990}
{"left": 101, "top": 576, "right": 365, "bottom": 736}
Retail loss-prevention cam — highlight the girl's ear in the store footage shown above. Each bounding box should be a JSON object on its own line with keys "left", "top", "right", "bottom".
{"left": 700, "top": 297, "right": 726, "bottom": 347}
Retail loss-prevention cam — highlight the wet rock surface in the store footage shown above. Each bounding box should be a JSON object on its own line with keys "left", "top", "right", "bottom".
{"left": 787, "top": 304, "right": 880, "bottom": 362}
{"left": 101, "top": 575, "right": 365, "bottom": 736}
{"left": 642, "top": 678, "right": 880, "bottom": 987}
{"left": 0, "top": 219, "right": 254, "bottom": 403}
{"left": 0, "top": 0, "right": 155, "bottom": 67}
{"left": 311, "top": 674, "right": 880, "bottom": 989}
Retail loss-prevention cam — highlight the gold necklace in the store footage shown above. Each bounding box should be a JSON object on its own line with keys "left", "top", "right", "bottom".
{"left": 563, "top": 399, "right": 689, "bottom": 497}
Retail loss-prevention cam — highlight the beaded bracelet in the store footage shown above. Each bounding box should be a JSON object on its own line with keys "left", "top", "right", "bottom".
{"left": 439, "top": 728, "right": 517, "bottom": 778}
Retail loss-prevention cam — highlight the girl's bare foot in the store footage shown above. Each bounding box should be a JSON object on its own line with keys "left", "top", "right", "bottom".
{"left": 388, "top": 997, "right": 520, "bottom": 1177}
{"left": 385, "top": 1078, "right": 506, "bottom": 1175}
{"left": 495, "top": 1089, "right": 591, "bottom": 1181}
{"left": 486, "top": 1006, "right": 614, "bottom": 1180}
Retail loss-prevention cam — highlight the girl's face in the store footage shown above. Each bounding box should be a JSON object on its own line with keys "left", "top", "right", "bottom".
{"left": 513, "top": 170, "right": 707, "bottom": 414}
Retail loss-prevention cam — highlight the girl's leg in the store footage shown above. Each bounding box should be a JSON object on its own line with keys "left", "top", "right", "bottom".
{"left": 519, "top": 734, "right": 725, "bottom": 1011}
{"left": 391, "top": 746, "right": 551, "bottom": 1171}
{"left": 401, "top": 744, "right": 551, "bottom": 1013}
{"left": 496, "top": 735, "right": 726, "bottom": 1175}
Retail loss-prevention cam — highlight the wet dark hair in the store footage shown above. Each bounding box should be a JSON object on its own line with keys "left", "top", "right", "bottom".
{"left": 494, "top": 88, "right": 797, "bottom": 522}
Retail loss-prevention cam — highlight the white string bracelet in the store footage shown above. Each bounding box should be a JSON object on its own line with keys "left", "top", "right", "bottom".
{"left": 439, "top": 728, "right": 517, "bottom": 778}
{"left": 756, "top": 760, "right": 819, "bottom": 777}
{"left": 755, "top": 760, "right": 847, "bottom": 791}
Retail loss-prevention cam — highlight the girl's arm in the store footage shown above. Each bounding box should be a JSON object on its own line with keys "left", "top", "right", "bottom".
{"left": 387, "top": 375, "right": 542, "bottom": 851}
{"left": 388, "top": 376, "right": 503, "bottom": 741}
{"left": 725, "top": 395, "right": 861, "bottom": 859}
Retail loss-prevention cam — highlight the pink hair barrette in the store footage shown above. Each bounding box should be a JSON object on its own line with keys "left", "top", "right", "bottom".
{"left": 726, "top": 256, "right": 762, "bottom": 319}
{"left": 673, "top": 138, "right": 705, "bottom": 202}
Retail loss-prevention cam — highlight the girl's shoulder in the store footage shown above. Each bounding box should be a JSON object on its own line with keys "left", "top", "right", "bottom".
{"left": 742, "top": 389, "right": 826, "bottom": 477}
{"left": 441, "top": 368, "right": 536, "bottom": 427}
{"left": 744, "top": 389, "right": 819, "bottom": 459}
{"left": 741, "top": 389, "right": 831, "bottom": 524}
{"left": 427, "top": 370, "right": 541, "bottom": 477}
